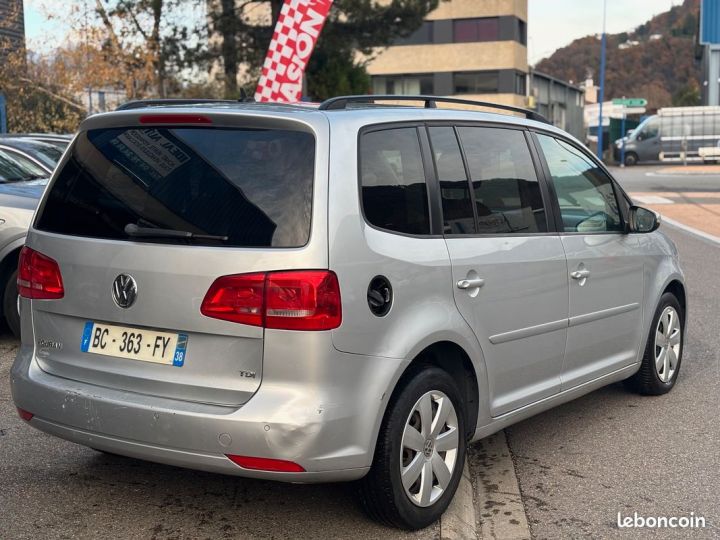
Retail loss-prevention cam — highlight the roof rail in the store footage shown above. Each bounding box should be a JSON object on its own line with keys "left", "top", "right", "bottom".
{"left": 318, "top": 94, "right": 550, "bottom": 124}
{"left": 116, "top": 98, "right": 252, "bottom": 111}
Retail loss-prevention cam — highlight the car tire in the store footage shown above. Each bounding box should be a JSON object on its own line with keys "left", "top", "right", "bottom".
{"left": 625, "top": 292, "right": 684, "bottom": 395}
{"left": 3, "top": 269, "right": 20, "bottom": 338}
{"left": 624, "top": 152, "right": 638, "bottom": 166}
{"left": 358, "top": 366, "right": 466, "bottom": 530}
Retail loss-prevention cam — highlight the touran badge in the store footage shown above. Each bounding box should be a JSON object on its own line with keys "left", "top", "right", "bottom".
{"left": 112, "top": 274, "right": 138, "bottom": 309}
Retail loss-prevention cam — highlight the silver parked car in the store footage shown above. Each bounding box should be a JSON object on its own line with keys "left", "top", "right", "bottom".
{"left": 0, "top": 137, "right": 63, "bottom": 175}
{"left": 0, "top": 149, "right": 49, "bottom": 336}
{"left": 11, "top": 96, "right": 686, "bottom": 530}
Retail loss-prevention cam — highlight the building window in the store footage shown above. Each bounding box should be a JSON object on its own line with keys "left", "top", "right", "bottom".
{"left": 373, "top": 74, "right": 434, "bottom": 95}
{"left": 395, "top": 22, "right": 434, "bottom": 45}
{"left": 453, "top": 71, "right": 499, "bottom": 94}
{"left": 515, "top": 72, "right": 527, "bottom": 96}
{"left": 518, "top": 19, "right": 527, "bottom": 46}
{"left": 453, "top": 18, "right": 499, "bottom": 43}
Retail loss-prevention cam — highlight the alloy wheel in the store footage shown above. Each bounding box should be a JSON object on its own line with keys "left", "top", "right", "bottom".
{"left": 654, "top": 306, "right": 681, "bottom": 383}
{"left": 400, "top": 390, "right": 459, "bottom": 507}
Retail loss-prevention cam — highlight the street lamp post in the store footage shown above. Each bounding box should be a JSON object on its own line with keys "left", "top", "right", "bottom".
{"left": 596, "top": 0, "right": 608, "bottom": 161}
{"left": 620, "top": 97, "right": 626, "bottom": 167}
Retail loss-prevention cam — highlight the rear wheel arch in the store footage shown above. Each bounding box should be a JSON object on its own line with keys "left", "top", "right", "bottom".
{"left": 389, "top": 341, "right": 479, "bottom": 440}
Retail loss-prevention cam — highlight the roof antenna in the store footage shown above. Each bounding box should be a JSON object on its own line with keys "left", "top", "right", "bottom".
{"left": 239, "top": 88, "right": 255, "bottom": 103}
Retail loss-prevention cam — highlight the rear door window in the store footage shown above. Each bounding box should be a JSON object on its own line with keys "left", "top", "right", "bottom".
{"left": 36, "top": 127, "right": 315, "bottom": 248}
{"left": 428, "top": 126, "right": 476, "bottom": 235}
{"left": 456, "top": 126, "right": 548, "bottom": 234}
{"left": 360, "top": 128, "right": 430, "bottom": 235}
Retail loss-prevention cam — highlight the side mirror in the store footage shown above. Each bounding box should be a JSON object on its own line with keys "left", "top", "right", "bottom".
{"left": 629, "top": 205, "right": 660, "bottom": 233}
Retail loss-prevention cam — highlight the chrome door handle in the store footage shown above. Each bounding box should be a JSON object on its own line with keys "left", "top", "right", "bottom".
{"left": 457, "top": 278, "right": 485, "bottom": 290}
{"left": 570, "top": 269, "right": 591, "bottom": 280}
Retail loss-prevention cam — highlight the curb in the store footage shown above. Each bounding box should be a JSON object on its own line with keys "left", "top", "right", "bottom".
{"left": 441, "top": 431, "right": 532, "bottom": 539}
{"left": 472, "top": 431, "right": 531, "bottom": 540}
{"left": 441, "top": 461, "right": 476, "bottom": 540}
{"left": 662, "top": 216, "right": 720, "bottom": 246}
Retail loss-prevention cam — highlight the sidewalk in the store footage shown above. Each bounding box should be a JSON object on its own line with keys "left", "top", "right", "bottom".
{"left": 656, "top": 164, "right": 720, "bottom": 175}
{"left": 630, "top": 191, "right": 720, "bottom": 237}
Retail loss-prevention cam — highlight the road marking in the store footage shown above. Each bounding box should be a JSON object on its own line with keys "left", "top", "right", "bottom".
{"left": 471, "top": 431, "right": 531, "bottom": 540}
{"left": 632, "top": 195, "right": 675, "bottom": 205}
{"left": 441, "top": 461, "right": 477, "bottom": 540}
{"left": 662, "top": 216, "right": 720, "bottom": 246}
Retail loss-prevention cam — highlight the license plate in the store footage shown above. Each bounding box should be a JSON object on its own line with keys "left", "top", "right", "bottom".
{"left": 80, "top": 321, "right": 188, "bottom": 367}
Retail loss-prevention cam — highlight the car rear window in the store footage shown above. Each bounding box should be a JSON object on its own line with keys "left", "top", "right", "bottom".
{"left": 36, "top": 127, "right": 315, "bottom": 247}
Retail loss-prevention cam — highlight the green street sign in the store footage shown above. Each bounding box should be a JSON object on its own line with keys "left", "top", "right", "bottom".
{"left": 613, "top": 98, "right": 647, "bottom": 107}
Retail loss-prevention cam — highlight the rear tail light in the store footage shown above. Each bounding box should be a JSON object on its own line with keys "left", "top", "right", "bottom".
{"left": 201, "top": 270, "right": 341, "bottom": 330}
{"left": 17, "top": 407, "right": 33, "bottom": 421}
{"left": 225, "top": 454, "right": 305, "bottom": 473}
{"left": 18, "top": 246, "right": 64, "bottom": 300}
{"left": 265, "top": 271, "right": 341, "bottom": 330}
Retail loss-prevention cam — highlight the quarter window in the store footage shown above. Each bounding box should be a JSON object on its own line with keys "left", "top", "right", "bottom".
{"left": 360, "top": 128, "right": 430, "bottom": 235}
{"left": 537, "top": 134, "right": 623, "bottom": 233}
{"left": 457, "top": 127, "right": 548, "bottom": 234}
{"left": 428, "top": 127, "right": 476, "bottom": 234}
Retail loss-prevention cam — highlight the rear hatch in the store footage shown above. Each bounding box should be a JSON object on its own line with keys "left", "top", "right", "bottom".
{"left": 27, "top": 113, "right": 324, "bottom": 406}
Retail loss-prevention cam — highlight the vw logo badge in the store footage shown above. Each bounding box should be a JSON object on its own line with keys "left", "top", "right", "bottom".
{"left": 112, "top": 274, "right": 137, "bottom": 309}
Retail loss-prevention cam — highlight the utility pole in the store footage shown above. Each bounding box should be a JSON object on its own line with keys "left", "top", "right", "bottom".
{"left": 596, "top": 0, "right": 608, "bottom": 161}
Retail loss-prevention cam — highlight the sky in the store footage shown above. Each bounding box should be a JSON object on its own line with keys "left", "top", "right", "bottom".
{"left": 24, "top": 0, "right": 683, "bottom": 65}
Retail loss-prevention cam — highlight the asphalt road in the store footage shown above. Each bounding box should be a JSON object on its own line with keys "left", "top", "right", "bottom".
{"left": 609, "top": 164, "right": 720, "bottom": 194}
{"left": 506, "top": 167, "right": 720, "bottom": 538}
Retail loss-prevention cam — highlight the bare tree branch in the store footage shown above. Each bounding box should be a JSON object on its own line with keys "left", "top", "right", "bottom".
{"left": 18, "top": 78, "right": 86, "bottom": 112}
{"left": 119, "top": 0, "right": 150, "bottom": 41}
{"left": 94, "top": 0, "right": 123, "bottom": 54}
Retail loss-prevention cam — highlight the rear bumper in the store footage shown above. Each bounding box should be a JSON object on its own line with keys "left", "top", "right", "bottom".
{"left": 11, "top": 334, "right": 408, "bottom": 483}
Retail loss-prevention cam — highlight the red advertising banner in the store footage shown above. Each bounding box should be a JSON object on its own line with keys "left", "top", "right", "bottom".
{"left": 255, "top": 0, "right": 334, "bottom": 102}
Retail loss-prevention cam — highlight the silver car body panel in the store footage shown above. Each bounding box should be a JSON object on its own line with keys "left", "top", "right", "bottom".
{"left": 560, "top": 233, "right": 645, "bottom": 389}
{"left": 11, "top": 104, "right": 686, "bottom": 482}
{"left": 446, "top": 235, "right": 568, "bottom": 416}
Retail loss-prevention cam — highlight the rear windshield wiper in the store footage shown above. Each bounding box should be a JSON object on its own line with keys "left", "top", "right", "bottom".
{"left": 124, "top": 223, "right": 228, "bottom": 242}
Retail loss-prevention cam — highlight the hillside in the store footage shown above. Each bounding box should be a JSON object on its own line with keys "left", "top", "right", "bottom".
{"left": 535, "top": 0, "right": 701, "bottom": 110}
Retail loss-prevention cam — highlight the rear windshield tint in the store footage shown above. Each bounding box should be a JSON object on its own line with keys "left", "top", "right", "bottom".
{"left": 36, "top": 127, "right": 315, "bottom": 247}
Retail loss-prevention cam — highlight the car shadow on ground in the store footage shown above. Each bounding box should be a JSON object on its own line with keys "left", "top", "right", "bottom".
{"left": 8, "top": 434, "right": 435, "bottom": 539}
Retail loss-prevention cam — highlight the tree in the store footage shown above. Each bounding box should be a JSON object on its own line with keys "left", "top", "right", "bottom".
{"left": 672, "top": 83, "right": 700, "bottom": 106}
{"left": 0, "top": 1, "right": 85, "bottom": 132}
{"left": 0, "top": 48, "right": 85, "bottom": 133}
{"left": 208, "top": 0, "right": 443, "bottom": 100}
{"left": 93, "top": 0, "right": 205, "bottom": 98}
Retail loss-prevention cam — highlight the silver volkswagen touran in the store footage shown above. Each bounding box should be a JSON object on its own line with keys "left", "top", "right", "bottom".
{"left": 11, "top": 96, "right": 686, "bottom": 530}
